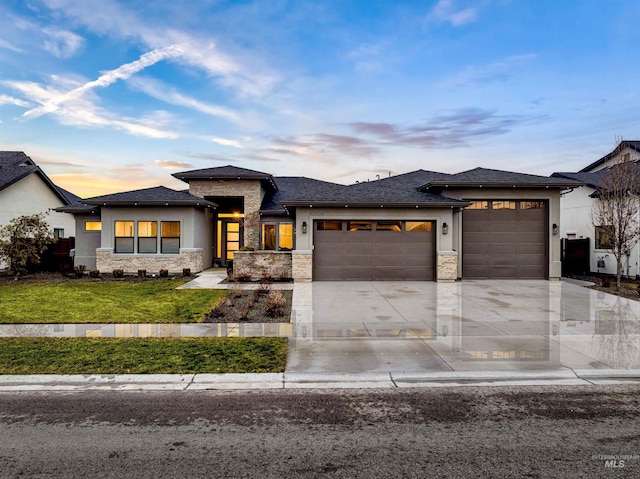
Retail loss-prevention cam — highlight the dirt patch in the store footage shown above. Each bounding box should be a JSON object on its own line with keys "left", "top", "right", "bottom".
{"left": 204, "top": 289, "right": 292, "bottom": 323}
{"left": 567, "top": 274, "right": 640, "bottom": 301}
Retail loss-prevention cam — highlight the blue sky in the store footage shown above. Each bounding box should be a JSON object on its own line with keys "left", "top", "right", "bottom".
{"left": 1, "top": 0, "right": 640, "bottom": 197}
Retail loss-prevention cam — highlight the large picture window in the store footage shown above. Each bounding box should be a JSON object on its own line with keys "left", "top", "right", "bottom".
{"left": 278, "top": 223, "right": 293, "bottom": 249}
{"left": 261, "top": 222, "right": 293, "bottom": 250}
{"left": 138, "top": 221, "right": 157, "bottom": 254}
{"left": 114, "top": 221, "right": 134, "bottom": 253}
{"left": 161, "top": 222, "right": 180, "bottom": 254}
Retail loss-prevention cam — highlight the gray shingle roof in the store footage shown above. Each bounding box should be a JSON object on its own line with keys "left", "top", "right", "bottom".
{"left": 172, "top": 165, "right": 278, "bottom": 192}
{"left": 551, "top": 171, "right": 606, "bottom": 189}
{"left": 580, "top": 140, "right": 640, "bottom": 172}
{"left": 261, "top": 177, "right": 347, "bottom": 213}
{"left": 419, "top": 167, "right": 583, "bottom": 191}
{"left": 0, "top": 151, "right": 74, "bottom": 204}
{"left": 278, "top": 170, "right": 469, "bottom": 208}
{"left": 82, "top": 186, "right": 217, "bottom": 208}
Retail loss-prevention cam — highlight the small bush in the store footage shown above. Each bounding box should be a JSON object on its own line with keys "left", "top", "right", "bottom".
{"left": 159, "top": 269, "right": 169, "bottom": 278}
{"left": 112, "top": 269, "right": 124, "bottom": 278}
{"left": 137, "top": 269, "right": 146, "bottom": 279}
{"left": 74, "top": 265, "right": 86, "bottom": 278}
{"left": 182, "top": 268, "right": 191, "bottom": 277}
{"left": 89, "top": 270, "right": 100, "bottom": 278}
{"left": 265, "top": 290, "right": 286, "bottom": 318}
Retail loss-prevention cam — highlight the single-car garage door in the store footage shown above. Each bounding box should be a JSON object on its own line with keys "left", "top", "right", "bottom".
{"left": 462, "top": 200, "right": 547, "bottom": 279}
{"left": 313, "top": 220, "right": 435, "bottom": 280}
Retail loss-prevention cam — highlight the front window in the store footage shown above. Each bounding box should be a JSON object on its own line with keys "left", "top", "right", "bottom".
{"left": 138, "top": 221, "right": 157, "bottom": 254}
{"left": 278, "top": 223, "right": 293, "bottom": 249}
{"left": 114, "top": 221, "right": 134, "bottom": 253}
{"left": 85, "top": 221, "right": 101, "bottom": 231}
{"left": 595, "top": 226, "right": 612, "bottom": 250}
{"left": 53, "top": 228, "right": 64, "bottom": 239}
{"left": 161, "top": 221, "right": 180, "bottom": 254}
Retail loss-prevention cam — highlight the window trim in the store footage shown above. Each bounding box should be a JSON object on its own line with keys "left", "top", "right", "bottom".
{"left": 260, "top": 220, "right": 294, "bottom": 251}
{"left": 114, "top": 221, "right": 135, "bottom": 254}
{"left": 137, "top": 221, "right": 158, "bottom": 254}
{"left": 595, "top": 225, "right": 613, "bottom": 250}
{"left": 161, "top": 221, "right": 181, "bottom": 254}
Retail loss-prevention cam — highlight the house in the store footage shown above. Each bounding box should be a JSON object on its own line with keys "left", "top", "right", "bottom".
{"left": 553, "top": 140, "right": 640, "bottom": 277}
{"left": 0, "top": 151, "right": 77, "bottom": 269}
{"left": 59, "top": 164, "right": 579, "bottom": 281}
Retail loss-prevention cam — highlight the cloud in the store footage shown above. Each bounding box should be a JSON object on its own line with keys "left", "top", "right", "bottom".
{"left": 36, "top": 159, "right": 85, "bottom": 168}
{"left": 22, "top": 45, "right": 184, "bottom": 120}
{"left": 452, "top": 54, "right": 537, "bottom": 86}
{"left": 430, "top": 0, "right": 478, "bottom": 26}
{"left": 0, "top": 38, "right": 23, "bottom": 52}
{"left": 128, "top": 76, "right": 241, "bottom": 123}
{"left": 351, "top": 108, "right": 537, "bottom": 148}
{"left": 0, "top": 94, "right": 30, "bottom": 107}
{"left": 183, "top": 152, "right": 237, "bottom": 163}
{"left": 155, "top": 160, "right": 192, "bottom": 169}
{"left": 42, "top": 28, "right": 84, "bottom": 58}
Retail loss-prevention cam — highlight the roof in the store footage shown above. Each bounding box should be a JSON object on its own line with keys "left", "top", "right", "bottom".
{"left": 0, "top": 151, "right": 73, "bottom": 205}
{"left": 260, "top": 177, "right": 347, "bottom": 214}
{"left": 82, "top": 186, "right": 218, "bottom": 208}
{"left": 172, "top": 165, "right": 278, "bottom": 193}
{"left": 579, "top": 140, "right": 640, "bottom": 172}
{"left": 279, "top": 170, "right": 469, "bottom": 208}
{"left": 551, "top": 171, "right": 606, "bottom": 189}
{"left": 419, "top": 167, "right": 583, "bottom": 191}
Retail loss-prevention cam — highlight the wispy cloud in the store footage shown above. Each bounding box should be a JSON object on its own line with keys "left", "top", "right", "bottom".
{"left": 430, "top": 0, "right": 478, "bottom": 27}
{"left": 0, "top": 94, "right": 30, "bottom": 107}
{"left": 42, "top": 28, "right": 84, "bottom": 58}
{"left": 155, "top": 160, "right": 192, "bottom": 169}
{"left": 452, "top": 54, "right": 537, "bottom": 86}
{"left": 0, "top": 38, "right": 23, "bottom": 53}
{"left": 128, "top": 76, "right": 241, "bottom": 123}
{"left": 22, "top": 45, "right": 184, "bottom": 120}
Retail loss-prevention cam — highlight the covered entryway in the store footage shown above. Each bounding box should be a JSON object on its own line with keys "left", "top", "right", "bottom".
{"left": 462, "top": 200, "right": 547, "bottom": 279}
{"left": 313, "top": 220, "right": 435, "bottom": 281}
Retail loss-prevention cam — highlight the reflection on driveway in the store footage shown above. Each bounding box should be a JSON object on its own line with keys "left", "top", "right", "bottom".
{"left": 286, "top": 280, "right": 640, "bottom": 374}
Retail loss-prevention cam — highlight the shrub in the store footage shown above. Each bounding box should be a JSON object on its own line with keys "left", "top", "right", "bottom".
{"left": 159, "top": 269, "right": 169, "bottom": 277}
{"left": 0, "top": 213, "right": 56, "bottom": 275}
{"left": 74, "top": 265, "right": 86, "bottom": 278}
{"left": 137, "top": 269, "right": 147, "bottom": 279}
{"left": 112, "top": 269, "right": 124, "bottom": 278}
{"left": 182, "top": 268, "right": 191, "bottom": 277}
{"left": 265, "top": 290, "right": 286, "bottom": 318}
{"left": 89, "top": 270, "right": 100, "bottom": 278}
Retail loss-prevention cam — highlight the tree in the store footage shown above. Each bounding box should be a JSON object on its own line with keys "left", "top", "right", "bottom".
{"left": 0, "top": 213, "right": 56, "bottom": 275}
{"left": 590, "top": 156, "right": 640, "bottom": 288}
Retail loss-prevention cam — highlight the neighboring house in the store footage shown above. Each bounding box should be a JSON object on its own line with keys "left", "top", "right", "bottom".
{"left": 59, "top": 164, "right": 579, "bottom": 281}
{"left": 0, "top": 151, "right": 77, "bottom": 269}
{"left": 553, "top": 140, "right": 640, "bottom": 277}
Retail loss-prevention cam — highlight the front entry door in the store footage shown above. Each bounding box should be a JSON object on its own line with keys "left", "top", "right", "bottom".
{"left": 216, "top": 219, "right": 242, "bottom": 264}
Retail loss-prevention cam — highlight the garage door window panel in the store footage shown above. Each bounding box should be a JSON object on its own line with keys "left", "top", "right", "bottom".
{"left": 376, "top": 221, "right": 402, "bottom": 232}
{"left": 349, "top": 221, "right": 372, "bottom": 231}
{"left": 316, "top": 221, "right": 343, "bottom": 231}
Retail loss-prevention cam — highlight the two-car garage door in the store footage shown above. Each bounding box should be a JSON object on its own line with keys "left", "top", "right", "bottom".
{"left": 462, "top": 200, "right": 547, "bottom": 279}
{"left": 313, "top": 220, "right": 435, "bottom": 280}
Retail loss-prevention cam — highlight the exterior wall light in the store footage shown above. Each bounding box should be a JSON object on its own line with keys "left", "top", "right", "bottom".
{"left": 302, "top": 221, "right": 307, "bottom": 234}
{"left": 552, "top": 223, "right": 558, "bottom": 235}
{"left": 442, "top": 222, "right": 448, "bottom": 235}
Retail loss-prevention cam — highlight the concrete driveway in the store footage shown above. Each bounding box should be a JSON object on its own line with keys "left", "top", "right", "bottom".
{"left": 286, "top": 280, "right": 640, "bottom": 377}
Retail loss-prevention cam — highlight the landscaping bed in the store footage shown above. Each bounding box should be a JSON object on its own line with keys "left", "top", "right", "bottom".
{"left": 0, "top": 337, "right": 288, "bottom": 374}
{"left": 566, "top": 274, "right": 640, "bottom": 301}
{"left": 204, "top": 287, "right": 292, "bottom": 323}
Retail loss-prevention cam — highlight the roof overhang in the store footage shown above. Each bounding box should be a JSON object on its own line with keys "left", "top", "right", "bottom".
{"left": 172, "top": 172, "right": 278, "bottom": 193}
{"left": 82, "top": 199, "right": 218, "bottom": 209}
{"left": 419, "top": 180, "right": 584, "bottom": 191}
{"left": 281, "top": 200, "right": 472, "bottom": 209}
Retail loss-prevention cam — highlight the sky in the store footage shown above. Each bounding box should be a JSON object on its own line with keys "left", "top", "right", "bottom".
{"left": 1, "top": 0, "right": 640, "bottom": 198}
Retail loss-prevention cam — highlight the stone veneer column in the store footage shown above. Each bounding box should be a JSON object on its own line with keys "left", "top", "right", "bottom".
{"left": 292, "top": 250, "right": 313, "bottom": 282}
{"left": 188, "top": 179, "right": 262, "bottom": 250}
{"left": 437, "top": 251, "right": 458, "bottom": 282}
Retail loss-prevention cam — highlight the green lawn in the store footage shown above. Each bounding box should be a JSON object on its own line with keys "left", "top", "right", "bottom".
{"left": 0, "top": 337, "right": 287, "bottom": 374}
{"left": 0, "top": 279, "right": 226, "bottom": 323}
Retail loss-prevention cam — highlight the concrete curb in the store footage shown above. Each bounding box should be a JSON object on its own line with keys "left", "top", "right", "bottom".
{"left": 1, "top": 370, "right": 640, "bottom": 391}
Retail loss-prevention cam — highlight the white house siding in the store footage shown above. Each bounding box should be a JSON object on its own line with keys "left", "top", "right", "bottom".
{"left": 0, "top": 173, "right": 75, "bottom": 269}
{"left": 0, "top": 173, "right": 75, "bottom": 236}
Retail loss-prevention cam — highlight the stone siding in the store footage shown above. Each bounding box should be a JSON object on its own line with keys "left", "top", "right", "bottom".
{"left": 96, "top": 248, "right": 204, "bottom": 274}
{"left": 188, "top": 179, "right": 262, "bottom": 250}
{"left": 292, "top": 250, "right": 312, "bottom": 282}
{"left": 437, "top": 251, "right": 458, "bottom": 282}
{"left": 233, "top": 251, "right": 292, "bottom": 280}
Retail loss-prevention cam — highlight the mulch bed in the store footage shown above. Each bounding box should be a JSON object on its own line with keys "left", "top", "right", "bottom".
{"left": 567, "top": 274, "right": 640, "bottom": 301}
{"left": 204, "top": 289, "right": 292, "bottom": 323}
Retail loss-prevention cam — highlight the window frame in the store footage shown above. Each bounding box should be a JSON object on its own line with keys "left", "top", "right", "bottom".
{"left": 85, "top": 221, "right": 102, "bottom": 232}
{"left": 161, "top": 221, "right": 181, "bottom": 254}
{"left": 114, "top": 221, "right": 135, "bottom": 254}
{"left": 595, "top": 225, "right": 613, "bottom": 250}
{"left": 137, "top": 221, "right": 158, "bottom": 254}
{"left": 260, "top": 221, "right": 294, "bottom": 251}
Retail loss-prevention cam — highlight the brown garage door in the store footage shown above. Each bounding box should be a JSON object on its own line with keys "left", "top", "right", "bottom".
{"left": 462, "top": 200, "right": 547, "bottom": 279}
{"left": 313, "top": 220, "right": 435, "bottom": 281}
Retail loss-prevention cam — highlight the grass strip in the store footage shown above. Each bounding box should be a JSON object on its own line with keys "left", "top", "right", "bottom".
{"left": 0, "top": 280, "right": 226, "bottom": 323}
{"left": 0, "top": 337, "right": 287, "bottom": 374}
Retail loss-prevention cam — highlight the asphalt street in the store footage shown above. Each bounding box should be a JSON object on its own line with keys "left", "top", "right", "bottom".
{"left": 1, "top": 384, "right": 640, "bottom": 478}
